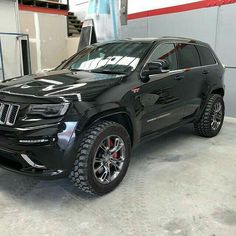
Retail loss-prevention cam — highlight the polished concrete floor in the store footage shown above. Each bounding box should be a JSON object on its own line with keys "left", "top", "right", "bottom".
{"left": 0, "top": 118, "right": 236, "bottom": 236}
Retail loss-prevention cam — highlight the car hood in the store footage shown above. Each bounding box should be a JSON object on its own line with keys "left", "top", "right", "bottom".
{"left": 0, "top": 70, "right": 125, "bottom": 102}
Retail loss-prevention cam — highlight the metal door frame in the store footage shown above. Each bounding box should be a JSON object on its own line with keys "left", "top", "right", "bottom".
{"left": 0, "top": 32, "right": 32, "bottom": 81}
{"left": 0, "top": 39, "right": 5, "bottom": 81}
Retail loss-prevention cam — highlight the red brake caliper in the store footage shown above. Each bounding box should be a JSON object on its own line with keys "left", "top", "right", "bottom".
{"left": 109, "top": 138, "right": 119, "bottom": 160}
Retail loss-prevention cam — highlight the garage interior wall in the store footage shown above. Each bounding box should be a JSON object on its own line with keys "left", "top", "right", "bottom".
{"left": 63, "top": 0, "right": 89, "bottom": 21}
{"left": 0, "top": 0, "right": 22, "bottom": 80}
{"left": 121, "top": 1, "right": 236, "bottom": 118}
{"left": 19, "top": 11, "right": 69, "bottom": 73}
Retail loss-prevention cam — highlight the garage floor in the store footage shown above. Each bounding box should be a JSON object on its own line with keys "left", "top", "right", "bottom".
{"left": 0, "top": 118, "right": 236, "bottom": 236}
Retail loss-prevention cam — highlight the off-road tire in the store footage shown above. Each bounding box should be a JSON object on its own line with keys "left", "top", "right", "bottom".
{"left": 70, "top": 120, "right": 131, "bottom": 196}
{"left": 194, "top": 94, "right": 224, "bottom": 137}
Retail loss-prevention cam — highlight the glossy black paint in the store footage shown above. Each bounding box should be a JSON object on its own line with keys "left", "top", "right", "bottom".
{"left": 0, "top": 38, "right": 225, "bottom": 178}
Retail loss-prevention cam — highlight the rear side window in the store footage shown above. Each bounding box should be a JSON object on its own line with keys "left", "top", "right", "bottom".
{"left": 149, "top": 43, "right": 178, "bottom": 70}
{"left": 176, "top": 44, "right": 201, "bottom": 69}
{"left": 196, "top": 46, "right": 216, "bottom": 65}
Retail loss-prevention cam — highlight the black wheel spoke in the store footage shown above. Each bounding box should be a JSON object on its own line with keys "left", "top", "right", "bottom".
{"left": 100, "top": 167, "right": 109, "bottom": 182}
{"left": 110, "top": 160, "right": 121, "bottom": 171}
{"left": 94, "top": 164, "right": 103, "bottom": 173}
{"left": 94, "top": 157, "right": 103, "bottom": 163}
{"left": 100, "top": 142, "right": 108, "bottom": 152}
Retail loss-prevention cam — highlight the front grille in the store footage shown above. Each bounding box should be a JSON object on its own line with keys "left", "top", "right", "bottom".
{"left": 0, "top": 103, "right": 20, "bottom": 126}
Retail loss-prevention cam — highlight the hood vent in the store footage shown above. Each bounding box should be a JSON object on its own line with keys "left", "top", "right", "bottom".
{"left": 0, "top": 103, "right": 20, "bottom": 126}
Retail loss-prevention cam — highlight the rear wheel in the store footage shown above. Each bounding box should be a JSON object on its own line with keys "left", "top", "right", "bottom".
{"left": 70, "top": 120, "right": 131, "bottom": 196}
{"left": 194, "top": 94, "right": 225, "bottom": 137}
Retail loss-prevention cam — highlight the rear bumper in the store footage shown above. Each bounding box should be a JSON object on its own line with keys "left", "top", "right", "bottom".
{"left": 0, "top": 121, "right": 79, "bottom": 179}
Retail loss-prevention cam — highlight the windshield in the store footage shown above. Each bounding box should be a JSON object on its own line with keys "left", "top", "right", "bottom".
{"left": 59, "top": 42, "right": 152, "bottom": 74}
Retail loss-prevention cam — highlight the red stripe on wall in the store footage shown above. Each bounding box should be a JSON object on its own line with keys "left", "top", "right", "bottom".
{"left": 128, "top": 0, "right": 236, "bottom": 20}
{"left": 18, "top": 4, "right": 68, "bottom": 16}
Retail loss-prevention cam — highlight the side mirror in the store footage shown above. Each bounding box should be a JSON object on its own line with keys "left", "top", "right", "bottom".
{"left": 142, "top": 59, "right": 170, "bottom": 77}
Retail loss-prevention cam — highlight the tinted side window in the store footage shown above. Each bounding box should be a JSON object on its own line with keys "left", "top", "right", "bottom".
{"left": 197, "top": 46, "right": 216, "bottom": 65}
{"left": 177, "top": 44, "right": 201, "bottom": 69}
{"left": 149, "top": 43, "right": 178, "bottom": 70}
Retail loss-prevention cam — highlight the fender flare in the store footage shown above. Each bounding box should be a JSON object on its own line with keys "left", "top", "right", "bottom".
{"left": 77, "top": 107, "right": 139, "bottom": 145}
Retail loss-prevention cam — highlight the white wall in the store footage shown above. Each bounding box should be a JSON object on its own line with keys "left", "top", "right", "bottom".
{"left": 66, "top": 0, "right": 89, "bottom": 21}
{"left": 216, "top": 4, "right": 236, "bottom": 117}
{"left": 0, "top": 0, "right": 19, "bottom": 33}
{"left": 122, "top": 7, "right": 218, "bottom": 48}
{"left": 67, "top": 37, "right": 80, "bottom": 58}
{"left": 0, "top": 0, "right": 22, "bottom": 80}
{"left": 20, "top": 11, "right": 68, "bottom": 73}
{"left": 0, "top": 53, "right": 3, "bottom": 81}
{"left": 127, "top": 0, "right": 202, "bottom": 14}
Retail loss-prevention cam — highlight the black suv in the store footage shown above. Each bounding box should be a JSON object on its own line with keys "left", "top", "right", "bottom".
{"left": 0, "top": 37, "right": 225, "bottom": 195}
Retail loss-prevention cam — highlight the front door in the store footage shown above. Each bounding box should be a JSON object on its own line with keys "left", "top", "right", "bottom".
{"left": 139, "top": 43, "right": 186, "bottom": 137}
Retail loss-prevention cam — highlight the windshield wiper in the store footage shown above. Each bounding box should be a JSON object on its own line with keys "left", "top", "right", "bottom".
{"left": 91, "top": 69, "right": 126, "bottom": 75}
{"left": 70, "top": 68, "right": 87, "bottom": 72}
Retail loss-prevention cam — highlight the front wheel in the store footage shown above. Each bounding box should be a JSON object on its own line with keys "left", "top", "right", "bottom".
{"left": 194, "top": 94, "right": 225, "bottom": 137}
{"left": 70, "top": 121, "right": 131, "bottom": 196}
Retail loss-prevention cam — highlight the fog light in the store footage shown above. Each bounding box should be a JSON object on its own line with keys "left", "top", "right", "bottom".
{"left": 19, "top": 139, "right": 49, "bottom": 144}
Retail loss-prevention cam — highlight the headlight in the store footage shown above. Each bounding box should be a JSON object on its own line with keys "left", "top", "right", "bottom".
{"left": 28, "top": 103, "right": 70, "bottom": 117}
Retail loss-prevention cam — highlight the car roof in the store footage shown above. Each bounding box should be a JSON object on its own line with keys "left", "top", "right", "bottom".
{"left": 94, "top": 37, "right": 210, "bottom": 48}
{"left": 123, "top": 37, "right": 209, "bottom": 46}
{"left": 109, "top": 36, "right": 209, "bottom": 46}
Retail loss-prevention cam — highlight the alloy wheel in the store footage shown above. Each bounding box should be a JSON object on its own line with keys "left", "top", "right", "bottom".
{"left": 93, "top": 135, "right": 126, "bottom": 184}
{"left": 211, "top": 102, "right": 223, "bottom": 130}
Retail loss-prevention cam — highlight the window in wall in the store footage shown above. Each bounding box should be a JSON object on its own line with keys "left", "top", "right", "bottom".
{"left": 177, "top": 44, "right": 201, "bottom": 69}
{"left": 149, "top": 43, "right": 178, "bottom": 71}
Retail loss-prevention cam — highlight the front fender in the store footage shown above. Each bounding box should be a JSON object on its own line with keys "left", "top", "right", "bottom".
{"left": 75, "top": 103, "right": 139, "bottom": 144}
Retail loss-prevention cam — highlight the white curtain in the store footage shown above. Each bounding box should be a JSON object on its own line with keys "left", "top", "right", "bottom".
{"left": 87, "top": 0, "right": 121, "bottom": 42}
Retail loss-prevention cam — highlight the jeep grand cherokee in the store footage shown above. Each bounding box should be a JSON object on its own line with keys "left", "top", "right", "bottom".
{"left": 0, "top": 37, "right": 225, "bottom": 195}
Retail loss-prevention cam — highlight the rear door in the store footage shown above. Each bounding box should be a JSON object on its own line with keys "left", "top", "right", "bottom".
{"left": 140, "top": 43, "right": 186, "bottom": 136}
{"left": 176, "top": 43, "right": 207, "bottom": 118}
{"left": 196, "top": 45, "right": 219, "bottom": 85}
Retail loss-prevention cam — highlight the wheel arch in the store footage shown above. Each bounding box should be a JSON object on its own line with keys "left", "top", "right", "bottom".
{"left": 81, "top": 110, "right": 135, "bottom": 146}
{"left": 211, "top": 87, "right": 225, "bottom": 97}
{"left": 196, "top": 87, "right": 224, "bottom": 122}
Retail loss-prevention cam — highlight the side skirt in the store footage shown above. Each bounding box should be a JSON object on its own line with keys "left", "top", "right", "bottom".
{"left": 136, "top": 118, "right": 194, "bottom": 147}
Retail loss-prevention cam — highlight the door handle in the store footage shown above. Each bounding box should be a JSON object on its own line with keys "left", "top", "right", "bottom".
{"left": 175, "top": 75, "right": 184, "bottom": 80}
{"left": 203, "top": 70, "right": 209, "bottom": 75}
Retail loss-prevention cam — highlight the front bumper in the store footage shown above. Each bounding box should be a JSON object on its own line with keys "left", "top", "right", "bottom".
{"left": 0, "top": 145, "right": 67, "bottom": 179}
{"left": 0, "top": 121, "right": 78, "bottom": 179}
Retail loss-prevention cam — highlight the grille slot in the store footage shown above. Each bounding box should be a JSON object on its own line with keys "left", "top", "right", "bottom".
{"left": 0, "top": 103, "right": 20, "bottom": 126}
